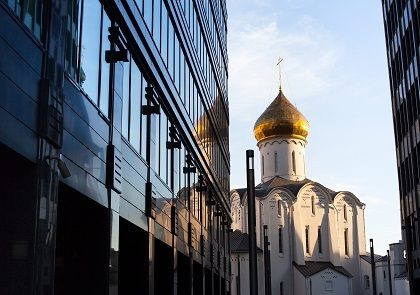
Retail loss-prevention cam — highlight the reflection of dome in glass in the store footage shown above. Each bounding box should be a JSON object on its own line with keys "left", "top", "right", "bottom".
{"left": 195, "top": 95, "right": 228, "bottom": 144}
{"left": 254, "top": 90, "right": 309, "bottom": 142}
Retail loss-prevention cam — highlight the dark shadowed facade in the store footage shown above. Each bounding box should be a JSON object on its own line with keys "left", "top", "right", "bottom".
{"left": 382, "top": 0, "right": 420, "bottom": 293}
{"left": 0, "top": 0, "right": 230, "bottom": 294}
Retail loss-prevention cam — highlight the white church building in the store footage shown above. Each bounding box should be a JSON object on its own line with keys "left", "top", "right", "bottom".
{"left": 230, "top": 88, "right": 376, "bottom": 295}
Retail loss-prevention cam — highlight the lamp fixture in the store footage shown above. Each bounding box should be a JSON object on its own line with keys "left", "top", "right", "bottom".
{"left": 45, "top": 154, "right": 71, "bottom": 178}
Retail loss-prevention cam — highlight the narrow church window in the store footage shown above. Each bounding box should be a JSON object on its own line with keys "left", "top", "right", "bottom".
{"left": 344, "top": 228, "right": 349, "bottom": 256}
{"left": 275, "top": 152, "right": 278, "bottom": 173}
{"left": 262, "top": 155, "right": 265, "bottom": 175}
{"left": 325, "top": 280, "right": 333, "bottom": 291}
{"left": 236, "top": 275, "right": 241, "bottom": 295}
{"left": 364, "top": 275, "right": 370, "bottom": 289}
{"left": 311, "top": 196, "right": 315, "bottom": 215}
{"left": 279, "top": 226, "right": 283, "bottom": 253}
{"left": 305, "top": 225, "right": 310, "bottom": 254}
{"left": 277, "top": 200, "right": 282, "bottom": 217}
{"left": 292, "top": 151, "right": 296, "bottom": 174}
{"left": 280, "top": 282, "right": 284, "bottom": 295}
{"left": 318, "top": 226, "right": 322, "bottom": 253}
{"left": 344, "top": 204, "right": 348, "bottom": 221}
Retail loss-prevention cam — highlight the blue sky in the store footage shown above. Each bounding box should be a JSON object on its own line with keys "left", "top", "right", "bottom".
{"left": 227, "top": 0, "right": 400, "bottom": 255}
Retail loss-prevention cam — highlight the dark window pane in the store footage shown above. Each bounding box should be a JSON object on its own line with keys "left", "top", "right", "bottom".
{"left": 151, "top": 109, "right": 159, "bottom": 172}
{"left": 122, "top": 58, "right": 131, "bottom": 139}
{"left": 143, "top": 0, "right": 153, "bottom": 32}
{"left": 65, "top": 0, "right": 80, "bottom": 78}
{"left": 174, "top": 38, "right": 180, "bottom": 91}
{"left": 23, "top": 0, "right": 42, "bottom": 39}
{"left": 159, "top": 113, "right": 168, "bottom": 182}
{"left": 153, "top": 0, "right": 161, "bottom": 49}
{"left": 80, "top": 0, "right": 102, "bottom": 104}
{"left": 173, "top": 144, "right": 179, "bottom": 193}
{"left": 168, "top": 23, "right": 174, "bottom": 78}
{"left": 141, "top": 76, "right": 148, "bottom": 157}
{"left": 130, "top": 63, "right": 142, "bottom": 152}
{"left": 161, "top": 3, "right": 168, "bottom": 65}
{"left": 99, "top": 10, "right": 111, "bottom": 116}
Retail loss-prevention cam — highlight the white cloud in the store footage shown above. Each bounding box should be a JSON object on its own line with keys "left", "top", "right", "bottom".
{"left": 228, "top": 14, "right": 342, "bottom": 125}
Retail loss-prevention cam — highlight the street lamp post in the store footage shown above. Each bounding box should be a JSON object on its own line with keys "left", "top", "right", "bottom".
{"left": 370, "top": 239, "right": 377, "bottom": 295}
{"left": 246, "top": 150, "right": 258, "bottom": 295}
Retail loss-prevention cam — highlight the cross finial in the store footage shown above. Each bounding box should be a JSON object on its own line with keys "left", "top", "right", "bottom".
{"left": 276, "top": 57, "right": 283, "bottom": 92}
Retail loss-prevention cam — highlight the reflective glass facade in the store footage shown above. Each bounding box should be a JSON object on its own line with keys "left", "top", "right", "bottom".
{"left": 0, "top": 0, "right": 230, "bottom": 294}
{"left": 382, "top": 0, "right": 420, "bottom": 292}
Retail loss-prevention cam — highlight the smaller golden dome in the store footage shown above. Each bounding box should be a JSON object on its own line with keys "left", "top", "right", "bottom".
{"left": 254, "top": 90, "right": 309, "bottom": 142}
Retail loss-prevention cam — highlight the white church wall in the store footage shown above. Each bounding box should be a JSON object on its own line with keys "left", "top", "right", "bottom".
{"left": 335, "top": 193, "right": 366, "bottom": 293}
{"left": 292, "top": 198, "right": 306, "bottom": 265}
{"left": 294, "top": 185, "right": 332, "bottom": 263}
{"left": 394, "top": 278, "right": 409, "bottom": 295}
{"left": 263, "top": 191, "right": 294, "bottom": 295}
{"left": 258, "top": 138, "right": 306, "bottom": 182}
{"left": 356, "top": 205, "right": 367, "bottom": 255}
{"left": 309, "top": 269, "right": 352, "bottom": 295}
{"left": 256, "top": 200, "right": 263, "bottom": 249}
{"left": 328, "top": 203, "right": 341, "bottom": 266}
{"left": 293, "top": 269, "right": 306, "bottom": 295}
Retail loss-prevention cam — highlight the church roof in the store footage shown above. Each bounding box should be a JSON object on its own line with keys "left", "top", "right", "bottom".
{"left": 233, "top": 188, "right": 247, "bottom": 201}
{"left": 255, "top": 176, "right": 313, "bottom": 198}
{"left": 230, "top": 230, "right": 263, "bottom": 253}
{"left": 360, "top": 253, "right": 387, "bottom": 264}
{"left": 293, "top": 261, "right": 353, "bottom": 278}
{"left": 232, "top": 176, "right": 337, "bottom": 202}
{"left": 395, "top": 272, "right": 408, "bottom": 280}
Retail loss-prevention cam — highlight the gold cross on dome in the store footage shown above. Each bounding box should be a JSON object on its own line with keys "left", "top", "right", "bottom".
{"left": 276, "top": 57, "right": 283, "bottom": 91}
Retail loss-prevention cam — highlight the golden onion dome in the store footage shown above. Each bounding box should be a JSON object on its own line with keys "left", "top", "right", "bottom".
{"left": 254, "top": 90, "right": 309, "bottom": 142}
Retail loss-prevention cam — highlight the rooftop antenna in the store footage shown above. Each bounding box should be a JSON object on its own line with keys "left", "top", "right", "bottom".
{"left": 276, "top": 57, "right": 284, "bottom": 92}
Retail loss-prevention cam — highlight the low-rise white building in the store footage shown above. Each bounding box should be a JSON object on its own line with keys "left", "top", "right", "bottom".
{"left": 359, "top": 241, "right": 409, "bottom": 295}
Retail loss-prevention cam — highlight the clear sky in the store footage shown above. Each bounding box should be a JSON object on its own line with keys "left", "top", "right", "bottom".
{"left": 227, "top": 0, "right": 400, "bottom": 255}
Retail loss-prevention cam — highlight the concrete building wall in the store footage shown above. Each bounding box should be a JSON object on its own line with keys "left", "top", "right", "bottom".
{"left": 394, "top": 279, "right": 410, "bottom": 295}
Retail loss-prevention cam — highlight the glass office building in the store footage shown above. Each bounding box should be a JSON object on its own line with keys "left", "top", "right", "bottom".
{"left": 0, "top": 0, "right": 230, "bottom": 294}
{"left": 382, "top": 0, "right": 420, "bottom": 292}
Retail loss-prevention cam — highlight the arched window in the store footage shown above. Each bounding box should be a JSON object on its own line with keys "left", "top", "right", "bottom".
{"left": 262, "top": 155, "right": 265, "bottom": 175}
{"left": 344, "top": 228, "right": 349, "bottom": 256}
{"left": 277, "top": 200, "right": 282, "bottom": 217}
{"left": 274, "top": 152, "right": 278, "bottom": 173}
{"left": 292, "top": 151, "right": 296, "bottom": 174}
{"left": 343, "top": 204, "right": 348, "bottom": 221}
{"left": 278, "top": 226, "right": 283, "bottom": 253}
{"left": 305, "top": 225, "right": 310, "bottom": 254}
{"left": 318, "top": 226, "right": 322, "bottom": 253}
{"left": 364, "top": 275, "right": 370, "bottom": 289}
{"left": 311, "top": 196, "right": 315, "bottom": 215}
